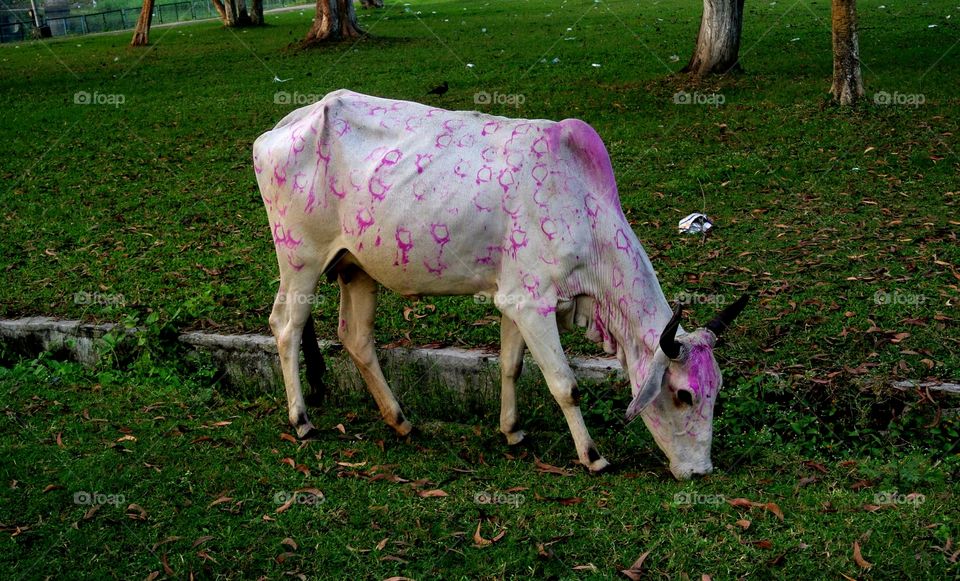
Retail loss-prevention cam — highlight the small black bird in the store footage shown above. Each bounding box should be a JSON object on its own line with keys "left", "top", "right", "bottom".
{"left": 426, "top": 81, "right": 449, "bottom": 96}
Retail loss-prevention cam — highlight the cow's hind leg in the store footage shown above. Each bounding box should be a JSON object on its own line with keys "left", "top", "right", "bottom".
{"left": 505, "top": 307, "right": 610, "bottom": 473}
{"left": 499, "top": 315, "right": 526, "bottom": 445}
{"left": 270, "top": 270, "right": 324, "bottom": 440}
{"left": 338, "top": 268, "right": 412, "bottom": 436}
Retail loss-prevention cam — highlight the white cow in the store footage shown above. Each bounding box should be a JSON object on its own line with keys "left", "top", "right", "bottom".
{"left": 254, "top": 89, "right": 747, "bottom": 479}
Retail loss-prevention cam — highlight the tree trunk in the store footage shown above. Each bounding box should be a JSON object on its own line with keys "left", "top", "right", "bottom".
{"left": 250, "top": 0, "right": 264, "bottom": 25}
{"left": 830, "top": 0, "right": 864, "bottom": 105}
{"left": 211, "top": 0, "right": 254, "bottom": 26}
{"left": 130, "top": 0, "right": 155, "bottom": 46}
{"left": 304, "top": 0, "right": 364, "bottom": 44}
{"left": 683, "top": 0, "right": 745, "bottom": 76}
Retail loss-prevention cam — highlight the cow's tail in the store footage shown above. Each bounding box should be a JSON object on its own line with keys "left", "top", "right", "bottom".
{"left": 301, "top": 313, "right": 327, "bottom": 406}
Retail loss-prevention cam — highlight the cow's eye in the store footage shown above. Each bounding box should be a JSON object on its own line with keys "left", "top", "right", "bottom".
{"left": 676, "top": 389, "right": 694, "bottom": 407}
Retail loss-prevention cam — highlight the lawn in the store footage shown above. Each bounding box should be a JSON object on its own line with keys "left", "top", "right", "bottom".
{"left": 1, "top": 355, "right": 957, "bottom": 579}
{"left": 1, "top": 0, "right": 958, "bottom": 577}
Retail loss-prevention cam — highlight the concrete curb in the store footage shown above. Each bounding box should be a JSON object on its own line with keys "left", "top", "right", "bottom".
{"left": 0, "top": 317, "right": 625, "bottom": 400}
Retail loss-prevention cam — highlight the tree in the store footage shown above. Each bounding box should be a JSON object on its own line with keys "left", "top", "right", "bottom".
{"left": 830, "top": 0, "right": 864, "bottom": 105}
{"left": 304, "top": 0, "right": 364, "bottom": 44}
{"left": 683, "top": 0, "right": 745, "bottom": 76}
{"left": 210, "top": 0, "right": 255, "bottom": 27}
{"left": 130, "top": 0, "right": 155, "bottom": 46}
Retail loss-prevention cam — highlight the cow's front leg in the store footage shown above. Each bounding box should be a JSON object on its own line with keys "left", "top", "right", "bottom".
{"left": 499, "top": 314, "right": 526, "bottom": 445}
{"left": 338, "top": 268, "right": 412, "bottom": 436}
{"left": 505, "top": 306, "right": 610, "bottom": 473}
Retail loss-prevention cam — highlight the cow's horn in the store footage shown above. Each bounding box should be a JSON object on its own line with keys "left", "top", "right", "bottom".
{"left": 706, "top": 294, "right": 750, "bottom": 337}
{"left": 659, "top": 305, "right": 683, "bottom": 359}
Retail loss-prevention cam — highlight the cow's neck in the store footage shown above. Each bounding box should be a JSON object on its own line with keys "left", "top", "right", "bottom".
{"left": 569, "top": 205, "right": 674, "bottom": 390}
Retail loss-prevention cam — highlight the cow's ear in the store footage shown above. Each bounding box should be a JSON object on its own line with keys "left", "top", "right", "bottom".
{"left": 625, "top": 349, "right": 669, "bottom": 420}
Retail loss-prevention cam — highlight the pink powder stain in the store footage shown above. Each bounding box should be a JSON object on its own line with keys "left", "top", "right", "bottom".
{"left": 549, "top": 119, "right": 620, "bottom": 203}
{"left": 530, "top": 136, "right": 549, "bottom": 158}
{"left": 539, "top": 253, "right": 559, "bottom": 265}
{"left": 480, "top": 147, "right": 496, "bottom": 163}
{"left": 364, "top": 145, "right": 389, "bottom": 162}
{"left": 273, "top": 165, "right": 287, "bottom": 187}
{"left": 430, "top": 223, "right": 450, "bottom": 246}
{"left": 394, "top": 227, "right": 413, "bottom": 267}
{"left": 333, "top": 118, "right": 350, "bottom": 137}
{"left": 521, "top": 272, "right": 541, "bottom": 298}
{"left": 253, "top": 157, "right": 263, "bottom": 174}
{"left": 368, "top": 176, "right": 391, "bottom": 201}
{"left": 643, "top": 328, "right": 658, "bottom": 351}
{"left": 475, "top": 166, "right": 492, "bottom": 185}
{"left": 316, "top": 140, "right": 331, "bottom": 171}
{"left": 482, "top": 121, "right": 501, "bottom": 135}
{"left": 289, "top": 130, "right": 306, "bottom": 156}
{"left": 497, "top": 168, "right": 515, "bottom": 193}
{"left": 404, "top": 116, "right": 422, "bottom": 133}
{"left": 612, "top": 266, "right": 624, "bottom": 288}
{"left": 435, "top": 133, "right": 453, "bottom": 148}
{"left": 615, "top": 229, "right": 631, "bottom": 253}
{"left": 286, "top": 254, "right": 305, "bottom": 271}
{"left": 537, "top": 303, "right": 557, "bottom": 317}
{"left": 424, "top": 258, "right": 448, "bottom": 277}
{"left": 329, "top": 176, "right": 346, "bottom": 199}
{"left": 506, "top": 227, "right": 528, "bottom": 258}
{"left": 367, "top": 105, "right": 387, "bottom": 116}
{"left": 417, "top": 153, "right": 434, "bottom": 174}
{"left": 375, "top": 233, "right": 382, "bottom": 247}
{"left": 304, "top": 186, "right": 318, "bottom": 214}
{"left": 272, "top": 223, "right": 302, "bottom": 249}
{"left": 505, "top": 152, "right": 525, "bottom": 171}
{"left": 584, "top": 194, "right": 600, "bottom": 225}
{"left": 426, "top": 108, "right": 444, "bottom": 118}
{"left": 443, "top": 119, "right": 464, "bottom": 132}
{"left": 531, "top": 163, "right": 548, "bottom": 186}
{"left": 475, "top": 245, "right": 502, "bottom": 265}
{"left": 375, "top": 149, "right": 402, "bottom": 172}
{"left": 540, "top": 217, "right": 557, "bottom": 240}
{"left": 472, "top": 191, "right": 493, "bottom": 213}
{"left": 501, "top": 193, "right": 521, "bottom": 218}
{"left": 339, "top": 318, "right": 347, "bottom": 332}
{"left": 453, "top": 159, "right": 469, "bottom": 178}
{"left": 413, "top": 182, "right": 429, "bottom": 202}
{"left": 356, "top": 208, "right": 375, "bottom": 235}
{"left": 687, "top": 345, "right": 718, "bottom": 399}
{"left": 457, "top": 134, "right": 476, "bottom": 148}
{"left": 292, "top": 172, "right": 307, "bottom": 195}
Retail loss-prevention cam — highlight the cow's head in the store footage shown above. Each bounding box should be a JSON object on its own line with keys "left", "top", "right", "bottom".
{"left": 626, "top": 295, "right": 749, "bottom": 479}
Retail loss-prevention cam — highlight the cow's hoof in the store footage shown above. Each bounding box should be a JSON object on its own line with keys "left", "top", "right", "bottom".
{"left": 503, "top": 430, "right": 526, "bottom": 446}
{"left": 394, "top": 420, "right": 414, "bottom": 437}
{"left": 295, "top": 422, "right": 320, "bottom": 441}
{"left": 586, "top": 456, "right": 611, "bottom": 474}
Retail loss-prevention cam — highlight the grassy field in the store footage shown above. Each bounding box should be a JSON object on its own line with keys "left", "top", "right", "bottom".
{"left": 1, "top": 355, "right": 957, "bottom": 579}
{"left": 1, "top": 0, "right": 958, "bottom": 577}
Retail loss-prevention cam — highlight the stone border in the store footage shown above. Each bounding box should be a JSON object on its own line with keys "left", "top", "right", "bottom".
{"left": 0, "top": 317, "right": 625, "bottom": 400}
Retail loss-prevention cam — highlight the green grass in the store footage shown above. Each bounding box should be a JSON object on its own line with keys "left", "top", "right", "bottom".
{"left": 1, "top": 2, "right": 958, "bottom": 576}
{"left": 1, "top": 0, "right": 958, "bottom": 383}
{"left": 1, "top": 355, "right": 957, "bottom": 579}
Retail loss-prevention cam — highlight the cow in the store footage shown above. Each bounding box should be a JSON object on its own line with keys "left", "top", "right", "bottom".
{"left": 253, "top": 89, "right": 748, "bottom": 479}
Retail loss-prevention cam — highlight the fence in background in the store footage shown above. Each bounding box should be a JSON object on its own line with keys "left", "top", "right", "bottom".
{"left": 0, "top": 0, "right": 303, "bottom": 43}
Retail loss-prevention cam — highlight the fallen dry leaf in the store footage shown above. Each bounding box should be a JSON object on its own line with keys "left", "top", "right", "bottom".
{"left": 281, "top": 537, "right": 298, "bottom": 550}
{"left": 620, "top": 549, "right": 650, "bottom": 580}
{"left": 42, "top": 484, "right": 63, "bottom": 493}
{"left": 534, "top": 458, "right": 570, "bottom": 476}
{"left": 126, "top": 504, "right": 148, "bottom": 521}
{"left": 417, "top": 489, "right": 449, "bottom": 498}
{"left": 208, "top": 496, "right": 233, "bottom": 508}
{"left": 280, "top": 433, "right": 297, "bottom": 444}
{"left": 853, "top": 541, "right": 872, "bottom": 569}
{"left": 735, "top": 519, "right": 751, "bottom": 530}
{"left": 191, "top": 535, "right": 214, "bottom": 548}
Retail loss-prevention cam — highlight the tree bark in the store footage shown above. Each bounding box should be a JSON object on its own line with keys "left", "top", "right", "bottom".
{"left": 830, "top": 0, "right": 864, "bottom": 105}
{"left": 304, "top": 0, "right": 364, "bottom": 44}
{"left": 211, "top": 0, "right": 255, "bottom": 26}
{"left": 250, "top": 0, "right": 264, "bottom": 25}
{"left": 683, "top": 0, "right": 745, "bottom": 76}
{"left": 130, "top": 0, "right": 155, "bottom": 46}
